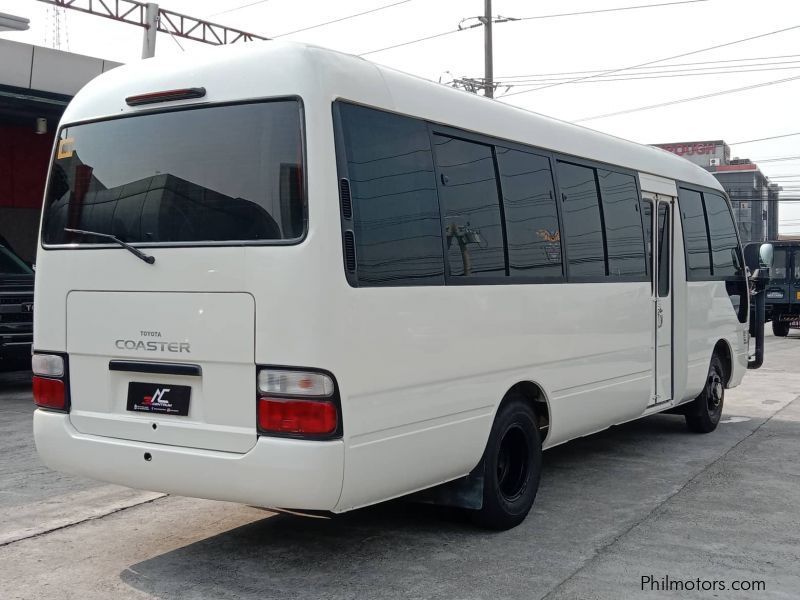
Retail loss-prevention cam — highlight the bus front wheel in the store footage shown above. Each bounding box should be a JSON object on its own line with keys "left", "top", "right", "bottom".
{"left": 685, "top": 355, "right": 725, "bottom": 434}
{"left": 472, "top": 396, "right": 542, "bottom": 530}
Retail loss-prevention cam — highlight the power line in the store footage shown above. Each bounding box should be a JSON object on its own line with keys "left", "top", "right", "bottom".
{"left": 359, "top": 0, "right": 709, "bottom": 56}
{"left": 272, "top": 0, "right": 412, "bottom": 38}
{"left": 573, "top": 73, "right": 800, "bottom": 122}
{"left": 207, "top": 0, "right": 271, "bottom": 18}
{"left": 167, "top": 29, "right": 185, "bottom": 51}
{"left": 503, "top": 57, "right": 800, "bottom": 79}
{"left": 730, "top": 196, "right": 800, "bottom": 201}
{"left": 501, "top": 23, "right": 800, "bottom": 97}
{"left": 734, "top": 199, "right": 800, "bottom": 202}
{"left": 361, "top": 27, "right": 461, "bottom": 56}
{"left": 515, "top": 0, "right": 709, "bottom": 21}
{"left": 496, "top": 59, "right": 800, "bottom": 83}
{"left": 730, "top": 132, "right": 800, "bottom": 145}
{"left": 495, "top": 53, "right": 800, "bottom": 79}
{"left": 752, "top": 156, "right": 800, "bottom": 163}
{"left": 495, "top": 63, "right": 800, "bottom": 86}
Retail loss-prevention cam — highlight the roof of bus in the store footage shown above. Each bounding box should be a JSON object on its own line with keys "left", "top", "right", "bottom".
{"left": 63, "top": 41, "right": 723, "bottom": 192}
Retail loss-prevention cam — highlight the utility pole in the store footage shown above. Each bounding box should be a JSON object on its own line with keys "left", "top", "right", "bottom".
{"left": 483, "top": 0, "right": 493, "bottom": 98}
{"left": 454, "top": 5, "right": 518, "bottom": 97}
{"left": 142, "top": 2, "right": 158, "bottom": 59}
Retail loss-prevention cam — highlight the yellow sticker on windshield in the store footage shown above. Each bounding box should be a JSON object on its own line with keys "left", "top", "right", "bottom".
{"left": 57, "top": 137, "right": 75, "bottom": 159}
{"left": 796, "top": 291, "right": 800, "bottom": 301}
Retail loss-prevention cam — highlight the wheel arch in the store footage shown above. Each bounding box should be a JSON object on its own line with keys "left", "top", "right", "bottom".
{"left": 411, "top": 379, "right": 552, "bottom": 513}
{"left": 496, "top": 380, "right": 552, "bottom": 445}
{"left": 713, "top": 338, "right": 733, "bottom": 386}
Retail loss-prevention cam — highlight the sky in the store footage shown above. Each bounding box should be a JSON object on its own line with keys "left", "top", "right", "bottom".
{"left": 3, "top": 0, "right": 800, "bottom": 232}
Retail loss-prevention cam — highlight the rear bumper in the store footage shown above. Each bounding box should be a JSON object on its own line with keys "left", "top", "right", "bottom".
{"left": 34, "top": 409, "right": 345, "bottom": 511}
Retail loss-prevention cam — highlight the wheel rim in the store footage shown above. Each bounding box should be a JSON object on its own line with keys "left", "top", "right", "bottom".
{"left": 496, "top": 425, "right": 530, "bottom": 502}
{"left": 707, "top": 371, "right": 724, "bottom": 413}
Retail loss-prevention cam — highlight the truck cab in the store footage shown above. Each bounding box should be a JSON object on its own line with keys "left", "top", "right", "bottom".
{"left": 754, "top": 241, "right": 800, "bottom": 336}
{"left": 0, "top": 238, "right": 34, "bottom": 369}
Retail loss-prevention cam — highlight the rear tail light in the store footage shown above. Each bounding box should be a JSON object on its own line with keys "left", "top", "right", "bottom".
{"left": 256, "top": 367, "right": 340, "bottom": 438}
{"left": 258, "top": 398, "right": 337, "bottom": 435}
{"left": 32, "top": 352, "right": 69, "bottom": 412}
{"left": 33, "top": 377, "right": 66, "bottom": 410}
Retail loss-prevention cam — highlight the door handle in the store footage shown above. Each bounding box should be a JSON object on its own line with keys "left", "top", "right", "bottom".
{"left": 657, "top": 304, "right": 664, "bottom": 327}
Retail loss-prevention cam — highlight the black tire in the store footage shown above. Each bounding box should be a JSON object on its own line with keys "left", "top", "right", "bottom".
{"left": 772, "top": 319, "right": 790, "bottom": 337}
{"left": 685, "top": 355, "right": 725, "bottom": 433}
{"left": 472, "top": 396, "right": 542, "bottom": 530}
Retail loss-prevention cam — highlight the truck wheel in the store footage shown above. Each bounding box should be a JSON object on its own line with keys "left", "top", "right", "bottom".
{"left": 685, "top": 355, "right": 725, "bottom": 434}
{"left": 772, "top": 320, "right": 790, "bottom": 337}
{"left": 472, "top": 396, "right": 542, "bottom": 530}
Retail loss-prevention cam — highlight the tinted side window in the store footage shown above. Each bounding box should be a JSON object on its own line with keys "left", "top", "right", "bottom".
{"left": 704, "top": 192, "right": 741, "bottom": 278}
{"left": 679, "top": 188, "right": 711, "bottom": 278}
{"left": 642, "top": 200, "right": 653, "bottom": 281}
{"left": 597, "top": 170, "right": 646, "bottom": 277}
{"left": 0, "top": 245, "right": 32, "bottom": 275}
{"left": 793, "top": 250, "right": 800, "bottom": 280}
{"left": 771, "top": 248, "right": 788, "bottom": 280}
{"left": 557, "top": 161, "right": 605, "bottom": 278}
{"left": 434, "top": 136, "right": 505, "bottom": 278}
{"left": 657, "top": 204, "right": 670, "bottom": 297}
{"left": 495, "top": 147, "right": 562, "bottom": 278}
{"left": 339, "top": 103, "right": 444, "bottom": 286}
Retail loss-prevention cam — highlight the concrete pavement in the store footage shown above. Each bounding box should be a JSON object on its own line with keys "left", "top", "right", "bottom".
{"left": 1, "top": 333, "right": 798, "bottom": 599}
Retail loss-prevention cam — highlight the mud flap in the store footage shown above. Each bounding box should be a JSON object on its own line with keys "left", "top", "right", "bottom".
{"left": 407, "top": 459, "right": 485, "bottom": 510}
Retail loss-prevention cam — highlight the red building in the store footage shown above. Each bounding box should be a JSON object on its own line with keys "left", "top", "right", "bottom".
{"left": 0, "top": 38, "right": 119, "bottom": 261}
{"left": 652, "top": 140, "right": 780, "bottom": 243}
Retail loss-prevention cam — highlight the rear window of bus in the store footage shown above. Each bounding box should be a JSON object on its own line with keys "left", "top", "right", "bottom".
{"left": 42, "top": 100, "right": 305, "bottom": 246}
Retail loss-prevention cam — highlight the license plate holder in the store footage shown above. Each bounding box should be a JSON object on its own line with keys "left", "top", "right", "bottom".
{"left": 126, "top": 382, "right": 191, "bottom": 416}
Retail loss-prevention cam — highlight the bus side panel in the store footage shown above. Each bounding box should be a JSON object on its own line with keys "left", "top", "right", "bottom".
{"left": 684, "top": 281, "right": 746, "bottom": 399}
{"left": 334, "top": 282, "right": 652, "bottom": 512}
{"left": 32, "top": 254, "right": 68, "bottom": 354}
{"left": 542, "top": 283, "right": 653, "bottom": 445}
{"left": 673, "top": 209, "right": 748, "bottom": 402}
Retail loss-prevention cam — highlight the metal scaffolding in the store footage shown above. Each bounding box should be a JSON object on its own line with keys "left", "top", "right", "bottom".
{"left": 37, "top": 0, "right": 269, "bottom": 57}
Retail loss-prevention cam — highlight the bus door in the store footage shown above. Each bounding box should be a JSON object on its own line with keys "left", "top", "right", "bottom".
{"left": 644, "top": 193, "right": 673, "bottom": 406}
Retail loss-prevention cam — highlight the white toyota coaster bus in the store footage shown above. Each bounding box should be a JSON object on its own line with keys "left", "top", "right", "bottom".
{"left": 32, "top": 43, "right": 769, "bottom": 530}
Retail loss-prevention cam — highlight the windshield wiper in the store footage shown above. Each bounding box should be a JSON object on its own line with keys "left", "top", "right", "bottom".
{"left": 64, "top": 228, "right": 155, "bottom": 265}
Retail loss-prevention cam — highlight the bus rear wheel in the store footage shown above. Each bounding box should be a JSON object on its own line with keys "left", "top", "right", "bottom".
{"left": 685, "top": 355, "right": 725, "bottom": 434}
{"left": 472, "top": 396, "right": 542, "bottom": 530}
{"left": 772, "top": 319, "right": 790, "bottom": 337}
